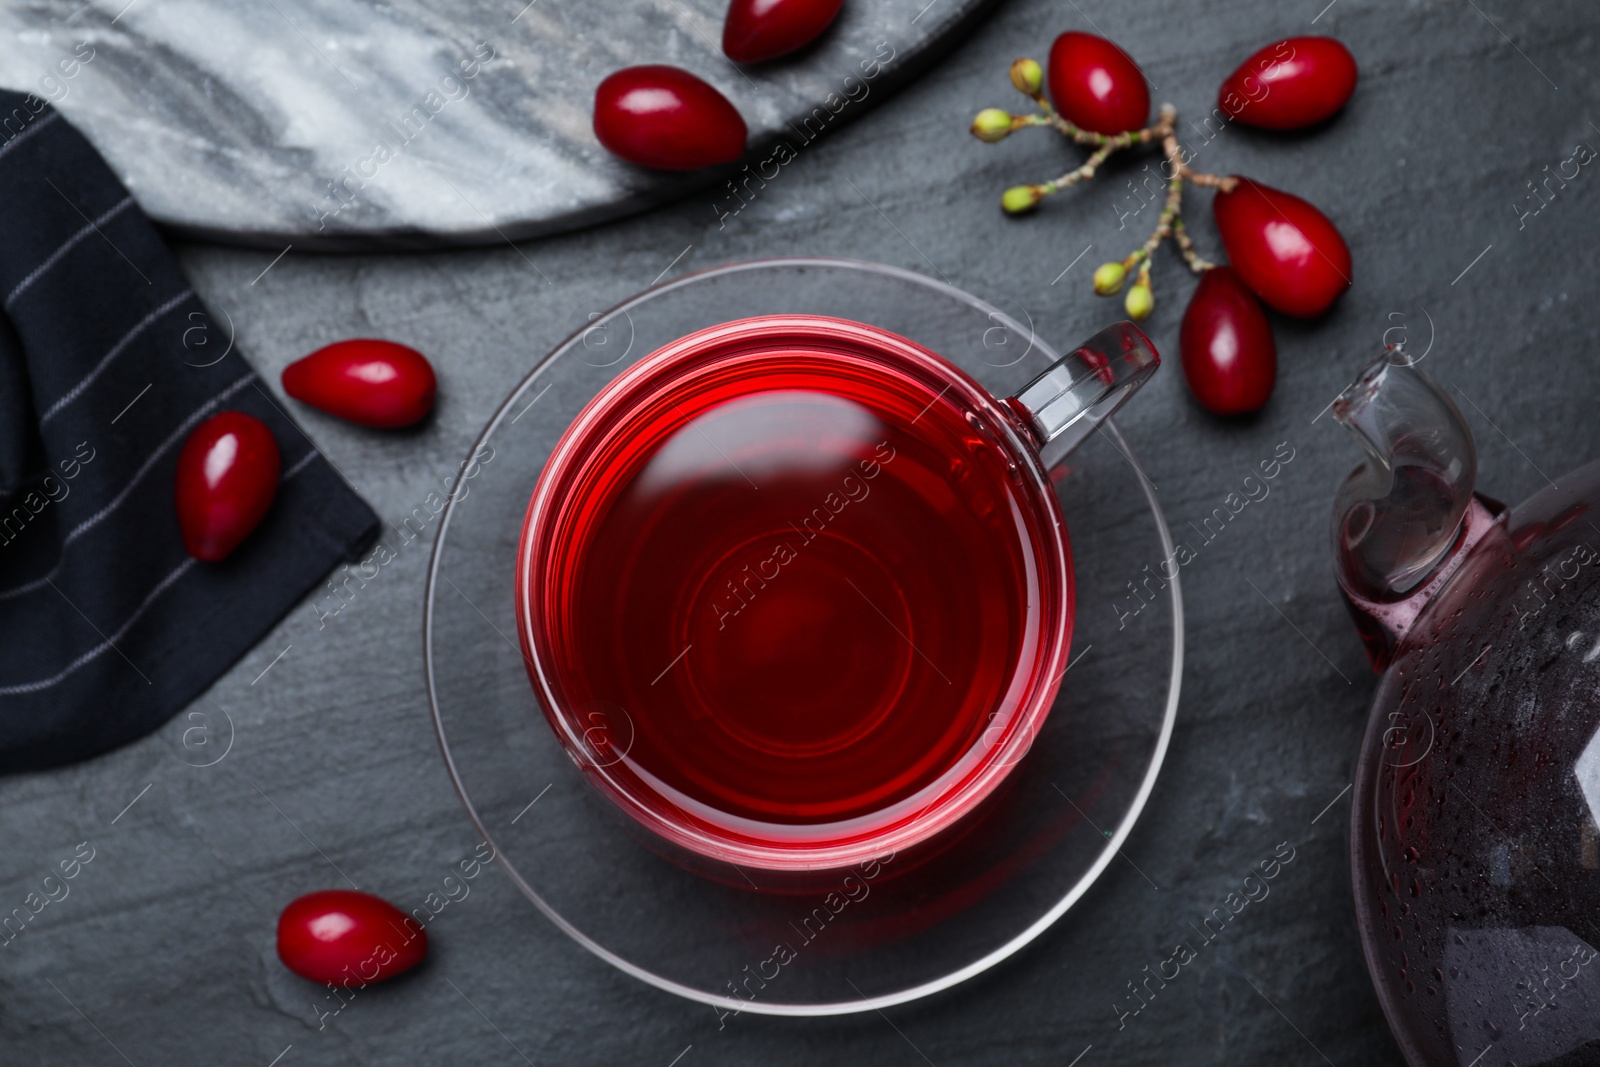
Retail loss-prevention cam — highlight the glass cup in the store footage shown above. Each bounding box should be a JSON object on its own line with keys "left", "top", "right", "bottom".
{"left": 514, "top": 314, "right": 1157, "bottom": 873}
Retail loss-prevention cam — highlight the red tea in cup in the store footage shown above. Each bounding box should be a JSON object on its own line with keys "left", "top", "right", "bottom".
{"left": 516, "top": 316, "right": 1155, "bottom": 870}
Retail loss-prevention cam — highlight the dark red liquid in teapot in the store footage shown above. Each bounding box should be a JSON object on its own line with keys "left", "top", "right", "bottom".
{"left": 540, "top": 354, "right": 1062, "bottom": 837}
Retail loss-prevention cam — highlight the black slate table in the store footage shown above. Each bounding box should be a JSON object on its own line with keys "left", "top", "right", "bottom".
{"left": 3, "top": 0, "right": 1597, "bottom": 1063}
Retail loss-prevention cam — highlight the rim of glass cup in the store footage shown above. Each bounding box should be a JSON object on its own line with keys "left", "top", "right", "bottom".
{"left": 513, "top": 314, "right": 1074, "bottom": 872}
{"left": 424, "top": 256, "right": 1185, "bottom": 1016}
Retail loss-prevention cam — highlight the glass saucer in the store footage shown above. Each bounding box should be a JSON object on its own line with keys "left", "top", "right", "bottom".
{"left": 424, "top": 259, "right": 1183, "bottom": 1015}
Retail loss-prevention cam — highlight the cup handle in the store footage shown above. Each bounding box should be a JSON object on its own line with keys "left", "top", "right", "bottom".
{"left": 1005, "top": 321, "right": 1159, "bottom": 462}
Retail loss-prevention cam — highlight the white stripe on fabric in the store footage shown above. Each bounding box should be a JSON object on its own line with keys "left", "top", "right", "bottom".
{"left": 40, "top": 289, "right": 193, "bottom": 424}
{"left": 282, "top": 448, "right": 318, "bottom": 481}
{"left": 0, "top": 110, "right": 61, "bottom": 165}
{"left": 5, "top": 194, "right": 135, "bottom": 306}
{"left": 0, "top": 374, "right": 254, "bottom": 601}
{"left": 0, "top": 557, "right": 195, "bottom": 695}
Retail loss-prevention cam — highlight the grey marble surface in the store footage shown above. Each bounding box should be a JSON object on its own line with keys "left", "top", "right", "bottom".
{"left": 3, "top": 0, "right": 1599, "bottom": 1063}
{"left": 0, "top": 0, "right": 990, "bottom": 248}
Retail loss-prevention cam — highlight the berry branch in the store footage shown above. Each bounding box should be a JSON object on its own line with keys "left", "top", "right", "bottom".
{"left": 967, "top": 32, "right": 1359, "bottom": 416}
{"left": 973, "top": 76, "right": 1239, "bottom": 323}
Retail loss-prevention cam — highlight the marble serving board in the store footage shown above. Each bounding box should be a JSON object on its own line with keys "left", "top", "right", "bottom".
{"left": 0, "top": 0, "right": 988, "bottom": 249}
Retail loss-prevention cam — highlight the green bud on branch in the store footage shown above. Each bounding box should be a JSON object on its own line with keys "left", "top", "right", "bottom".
{"left": 1092, "top": 262, "right": 1127, "bottom": 296}
{"left": 1001, "top": 185, "right": 1044, "bottom": 214}
{"left": 971, "top": 108, "right": 1015, "bottom": 143}
{"left": 1124, "top": 283, "right": 1153, "bottom": 321}
{"left": 1010, "top": 58, "right": 1044, "bottom": 97}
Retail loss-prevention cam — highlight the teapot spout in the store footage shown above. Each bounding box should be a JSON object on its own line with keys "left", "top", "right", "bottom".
{"left": 1330, "top": 357, "right": 1503, "bottom": 669}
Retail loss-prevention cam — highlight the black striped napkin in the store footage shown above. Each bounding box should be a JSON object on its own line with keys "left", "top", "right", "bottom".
{"left": 0, "top": 92, "right": 378, "bottom": 773}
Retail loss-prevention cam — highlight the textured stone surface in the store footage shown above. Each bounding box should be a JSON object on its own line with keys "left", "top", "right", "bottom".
{"left": 0, "top": 0, "right": 990, "bottom": 248}
{"left": 2, "top": 0, "right": 1598, "bottom": 1063}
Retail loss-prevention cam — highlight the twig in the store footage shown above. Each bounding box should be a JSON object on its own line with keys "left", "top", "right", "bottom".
{"left": 976, "top": 86, "right": 1235, "bottom": 303}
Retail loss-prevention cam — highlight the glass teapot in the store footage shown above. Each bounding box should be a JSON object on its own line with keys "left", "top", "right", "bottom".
{"left": 1333, "top": 356, "right": 1600, "bottom": 1066}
